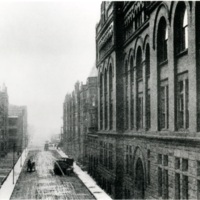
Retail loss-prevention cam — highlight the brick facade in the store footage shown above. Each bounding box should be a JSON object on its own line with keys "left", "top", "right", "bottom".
{"left": 94, "top": 1, "right": 200, "bottom": 199}
{"left": 63, "top": 73, "right": 98, "bottom": 165}
{"left": 63, "top": 1, "right": 200, "bottom": 199}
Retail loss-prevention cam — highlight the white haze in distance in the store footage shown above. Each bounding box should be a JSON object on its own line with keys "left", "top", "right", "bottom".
{"left": 0, "top": 0, "right": 101, "bottom": 144}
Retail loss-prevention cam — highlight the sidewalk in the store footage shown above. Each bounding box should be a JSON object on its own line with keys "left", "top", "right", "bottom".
{"left": 0, "top": 152, "right": 21, "bottom": 186}
{"left": 57, "top": 149, "right": 112, "bottom": 200}
{"left": 0, "top": 149, "right": 28, "bottom": 200}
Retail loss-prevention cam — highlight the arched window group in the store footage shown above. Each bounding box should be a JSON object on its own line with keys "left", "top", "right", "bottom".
{"left": 99, "top": 63, "right": 113, "bottom": 131}
{"left": 157, "top": 2, "right": 189, "bottom": 131}
{"left": 99, "top": 2, "right": 191, "bottom": 132}
{"left": 123, "top": 42, "right": 150, "bottom": 131}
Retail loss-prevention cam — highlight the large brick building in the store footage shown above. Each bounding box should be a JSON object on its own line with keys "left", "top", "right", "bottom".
{"left": 63, "top": 67, "right": 98, "bottom": 164}
{"left": 63, "top": 1, "right": 200, "bottom": 199}
{"left": 93, "top": 1, "right": 200, "bottom": 199}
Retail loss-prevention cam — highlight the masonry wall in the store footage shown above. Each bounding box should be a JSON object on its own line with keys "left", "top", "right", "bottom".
{"left": 63, "top": 1, "right": 200, "bottom": 199}
{"left": 122, "top": 136, "right": 200, "bottom": 199}
{"left": 92, "top": 1, "right": 200, "bottom": 200}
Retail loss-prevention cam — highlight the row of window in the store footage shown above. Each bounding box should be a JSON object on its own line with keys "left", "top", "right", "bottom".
{"left": 158, "top": 155, "right": 190, "bottom": 199}
{"left": 124, "top": 2, "right": 149, "bottom": 41}
{"left": 98, "top": 175, "right": 113, "bottom": 196}
{"left": 123, "top": 3, "right": 189, "bottom": 131}
{"left": 100, "top": 65, "right": 113, "bottom": 130}
{"left": 123, "top": 45, "right": 150, "bottom": 131}
{"left": 158, "top": 73, "right": 189, "bottom": 130}
{"left": 89, "top": 148, "right": 200, "bottom": 200}
{"left": 98, "top": 3, "right": 190, "bottom": 132}
{"left": 99, "top": 141, "right": 114, "bottom": 170}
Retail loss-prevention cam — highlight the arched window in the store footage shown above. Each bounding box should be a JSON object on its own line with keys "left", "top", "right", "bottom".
{"left": 174, "top": 3, "right": 188, "bottom": 55}
{"left": 157, "top": 17, "right": 168, "bottom": 64}
{"left": 146, "top": 44, "right": 151, "bottom": 130}
{"left": 136, "top": 47, "right": 143, "bottom": 129}
{"left": 100, "top": 73, "right": 103, "bottom": 130}
{"left": 130, "top": 56, "right": 134, "bottom": 129}
{"left": 136, "top": 47, "right": 142, "bottom": 80}
{"left": 124, "top": 61, "right": 129, "bottom": 130}
{"left": 104, "top": 69, "right": 108, "bottom": 129}
{"left": 109, "top": 65, "right": 113, "bottom": 130}
{"left": 146, "top": 44, "right": 150, "bottom": 76}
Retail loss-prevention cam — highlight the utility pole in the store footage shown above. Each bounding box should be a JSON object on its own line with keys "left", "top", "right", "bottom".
{"left": 20, "top": 150, "right": 22, "bottom": 167}
{"left": 13, "top": 143, "right": 15, "bottom": 184}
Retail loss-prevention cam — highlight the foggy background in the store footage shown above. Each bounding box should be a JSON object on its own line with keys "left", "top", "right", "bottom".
{"left": 0, "top": 0, "right": 101, "bottom": 144}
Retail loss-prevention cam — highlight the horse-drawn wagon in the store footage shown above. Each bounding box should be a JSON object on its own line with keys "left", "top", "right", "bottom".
{"left": 27, "top": 159, "right": 36, "bottom": 172}
{"left": 54, "top": 158, "right": 74, "bottom": 176}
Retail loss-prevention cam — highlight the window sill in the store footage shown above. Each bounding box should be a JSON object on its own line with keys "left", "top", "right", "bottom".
{"left": 159, "top": 128, "right": 169, "bottom": 132}
{"left": 176, "top": 128, "right": 189, "bottom": 133}
{"left": 176, "top": 49, "right": 188, "bottom": 58}
{"left": 136, "top": 128, "right": 146, "bottom": 132}
{"left": 137, "top": 78, "right": 143, "bottom": 82}
{"left": 158, "top": 59, "right": 168, "bottom": 67}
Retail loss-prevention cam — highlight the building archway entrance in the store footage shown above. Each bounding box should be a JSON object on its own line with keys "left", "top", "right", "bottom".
{"left": 134, "top": 158, "right": 145, "bottom": 199}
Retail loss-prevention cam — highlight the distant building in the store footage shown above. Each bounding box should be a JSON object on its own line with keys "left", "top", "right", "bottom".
{"left": 8, "top": 105, "right": 28, "bottom": 153}
{"left": 63, "top": 66, "right": 98, "bottom": 165}
{"left": 51, "top": 133, "right": 61, "bottom": 146}
{"left": 8, "top": 116, "right": 18, "bottom": 151}
{"left": 0, "top": 84, "right": 9, "bottom": 156}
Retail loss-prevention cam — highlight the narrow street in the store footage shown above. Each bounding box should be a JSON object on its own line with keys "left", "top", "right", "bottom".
{"left": 10, "top": 149, "right": 95, "bottom": 200}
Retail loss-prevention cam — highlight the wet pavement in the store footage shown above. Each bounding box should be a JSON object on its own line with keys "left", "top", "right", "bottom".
{"left": 10, "top": 150, "right": 95, "bottom": 200}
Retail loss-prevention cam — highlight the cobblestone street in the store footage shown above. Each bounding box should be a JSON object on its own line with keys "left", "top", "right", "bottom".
{"left": 10, "top": 150, "right": 95, "bottom": 200}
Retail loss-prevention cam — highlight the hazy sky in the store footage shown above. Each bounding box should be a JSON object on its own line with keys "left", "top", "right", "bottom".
{"left": 0, "top": 0, "right": 101, "bottom": 143}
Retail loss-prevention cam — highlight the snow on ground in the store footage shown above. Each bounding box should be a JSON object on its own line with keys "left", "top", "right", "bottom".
{"left": 10, "top": 149, "right": 95, "bottom": 200}
{"left": 0, "top": 147, "right": 112, "bottom": 200}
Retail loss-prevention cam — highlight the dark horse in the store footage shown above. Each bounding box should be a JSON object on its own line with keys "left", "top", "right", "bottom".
{"left": 27, "top": 159, "right": 35, "bottom": 172}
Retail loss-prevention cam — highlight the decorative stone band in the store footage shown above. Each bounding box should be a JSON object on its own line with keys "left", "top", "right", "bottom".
{"left": 98, "top": 23, "right": 113, "bottom": 49}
